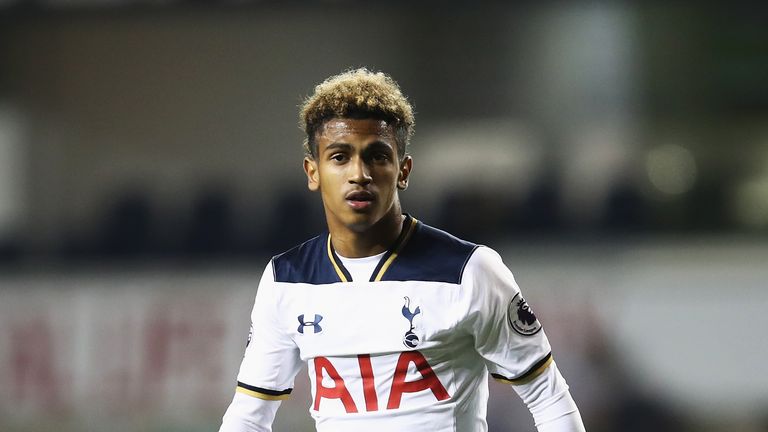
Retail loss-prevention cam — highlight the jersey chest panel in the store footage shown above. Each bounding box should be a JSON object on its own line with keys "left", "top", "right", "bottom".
{"left": 277, "top": 280, "right": 466, "bottom": 359}
{"left": 275, "top": 280, "right": 483, "bottom": 418}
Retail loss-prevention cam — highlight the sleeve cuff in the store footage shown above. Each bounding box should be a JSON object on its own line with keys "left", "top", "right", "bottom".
{"left": 491, "top": 352, "right": 553, "bottom": 385}
{"left": 236, "top": 381, "right": 292, "bottom": 401}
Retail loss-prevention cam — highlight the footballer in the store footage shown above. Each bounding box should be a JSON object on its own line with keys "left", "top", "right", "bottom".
{"left": 219, "top": 68, "right": 586, "bottom": 432}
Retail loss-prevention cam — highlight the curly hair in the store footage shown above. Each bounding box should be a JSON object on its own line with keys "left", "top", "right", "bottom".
{"left": 299, "top": 68, "right": 415, "bottom": 160}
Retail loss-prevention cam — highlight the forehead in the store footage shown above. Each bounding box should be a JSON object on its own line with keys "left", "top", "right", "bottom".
{"left": 318, "top": 118, "right": 395, "bottom": 144}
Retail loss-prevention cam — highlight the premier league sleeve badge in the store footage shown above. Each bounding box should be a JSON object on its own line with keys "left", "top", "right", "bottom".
{"left": 507, "top": 293, "right": 542, "bottom": 336}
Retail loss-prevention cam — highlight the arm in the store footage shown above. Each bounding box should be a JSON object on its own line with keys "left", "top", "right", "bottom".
{"left": 463, "top": 247, "right": 586, "bottom": 431}
{"left": 220, "top": 393, "right": 281, "bottom": 432}
{"left": 219, "top": 262, "right": 302, "bottom": 432}
{"left": 512, "top": 361, "right": 586, "bottom": 432}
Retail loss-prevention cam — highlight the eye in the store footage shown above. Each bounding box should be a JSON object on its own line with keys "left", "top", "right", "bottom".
{"left": 330, "top": 153, "right": 347, "bottom": 162}
{"left": 372, "top": 152, "right": 391, "bottom": 162}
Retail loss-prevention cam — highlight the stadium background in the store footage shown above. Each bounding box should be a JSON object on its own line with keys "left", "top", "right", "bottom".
{"left": 1, "top": 2, "right": 767, "bottom": 431}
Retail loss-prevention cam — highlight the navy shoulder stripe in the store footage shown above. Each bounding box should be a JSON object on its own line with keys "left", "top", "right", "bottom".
{"left": 272, "top": 234, "right": 342, "bottom": 284}
{"left": 271, "top": 220, "right": 478, "bottom": 285}
{"left": 379, "top": 222, "right": 478, "bottom": 284}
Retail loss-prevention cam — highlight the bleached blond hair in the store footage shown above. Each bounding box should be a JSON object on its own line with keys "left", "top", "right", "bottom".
{"left": 299, "top": 68, "right": 414, "bottom": 160}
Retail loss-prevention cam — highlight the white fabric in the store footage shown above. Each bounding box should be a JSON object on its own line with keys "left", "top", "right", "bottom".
{"left": 220, "top": 245, "right": 585, "bottom": 431}
{"left": 336, "top": 251, "right": 385, "bottom": 281}
{"left": 233, "top": 266, "right": 303, "bottom": 396}
{"left": 514, "top": 362, "right": 586, "bottom": 432}
{"left": 220, "top": 393, "right": 280, "bottom": 432}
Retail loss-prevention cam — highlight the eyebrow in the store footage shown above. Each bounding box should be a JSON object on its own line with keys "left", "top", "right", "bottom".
{"left": 364, "top": 141, "right": 395, "bottom": 154}
{"left": 324, "top": 142, "right": 354, "bottom": 153}
{"left": 323, "top": 141, "right": 395, "bottom": 154}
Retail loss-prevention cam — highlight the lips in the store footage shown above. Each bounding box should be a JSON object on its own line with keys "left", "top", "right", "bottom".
{"left": 346, "top": 190, "right": 374, "bottom": 201}
{"left": 345, "top": 190, "right": 374, "bottom": 210}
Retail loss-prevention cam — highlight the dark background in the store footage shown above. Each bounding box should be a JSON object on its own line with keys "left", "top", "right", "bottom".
{"left": 1, "top": 2, "right": 767, "bottom": 431}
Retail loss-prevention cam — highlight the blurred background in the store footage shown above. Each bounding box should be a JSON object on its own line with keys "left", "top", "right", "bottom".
{"left": 1, "top": 1, "right": 768, "bottom": 431}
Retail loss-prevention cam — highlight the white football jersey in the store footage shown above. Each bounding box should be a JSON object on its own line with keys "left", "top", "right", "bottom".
{"left": 234, "top": 216, "right": 552, "bottom": 432}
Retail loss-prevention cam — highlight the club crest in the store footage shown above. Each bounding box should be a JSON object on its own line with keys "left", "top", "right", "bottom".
{"left": 507, "top": 293, "right": 542, "bottom": 336}
{"left": 401, "top": 296, "right": 421, "bottom": 348}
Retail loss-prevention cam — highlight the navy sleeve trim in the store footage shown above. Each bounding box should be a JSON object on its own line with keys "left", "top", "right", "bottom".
{"left": 491, "top": 352, "right": 553, "bottom": 385}
{"left": 236, "top": 381, "right": 293, "bottom": 400}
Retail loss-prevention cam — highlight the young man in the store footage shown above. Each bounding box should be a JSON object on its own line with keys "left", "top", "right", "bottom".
{"left": 219, "top": 68, "right": 586, "bottom": 432}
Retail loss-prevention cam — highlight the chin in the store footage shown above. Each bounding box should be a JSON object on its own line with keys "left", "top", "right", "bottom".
{"left": 345, "top": 218, "right": 377, "bottom": 233}
{"left": 343, "top": 210, "right": 387, "bottom": 231}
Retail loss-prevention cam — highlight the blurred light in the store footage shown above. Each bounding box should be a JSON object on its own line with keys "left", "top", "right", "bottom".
{"left": 0, "top": 104, "right": 26, "bottom": 238}
{"left": 415, "top": 120, "right": 541, "bottom": 203}
{"left": 37, "top": 0, "right": 174, "bottom": 7}
{"left": 560, "top": 123, "right": 637, "bottom": 226}
{"left": 733, "top": 176, "right": 768, "bottom": 229}
{"left": 645, "top": 144, "right": 697, "bottom": 196}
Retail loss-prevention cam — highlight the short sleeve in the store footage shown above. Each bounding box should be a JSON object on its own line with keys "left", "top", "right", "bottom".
{"left": 235, "top": 261, "right": 303, "bottom": 400}
{"left": 462, "top": 246, "right": 553, "bottom": 385}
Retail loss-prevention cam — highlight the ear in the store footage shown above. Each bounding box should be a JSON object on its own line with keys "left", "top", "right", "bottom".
{"left": 303, "top": 157, "right": 320, "bottom": 191}
{"left": 397, "top": 156, "right": 413, "bottom": 190}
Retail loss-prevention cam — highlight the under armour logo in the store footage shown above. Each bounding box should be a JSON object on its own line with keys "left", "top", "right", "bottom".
{"left": 297, "top": 314, "right": 323, "bottom": 334}
{"left": 402, "top": 297, "right": 421, "bottom": 348}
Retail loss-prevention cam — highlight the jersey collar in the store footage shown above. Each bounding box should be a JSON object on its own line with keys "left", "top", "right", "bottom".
{"left": 326, "top": 214, "right": 418, "bottom": 283}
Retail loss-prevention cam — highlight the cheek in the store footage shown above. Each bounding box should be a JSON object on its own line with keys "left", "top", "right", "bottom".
{"left": 318, "top": 169, "right": 343, "bottom": 193}
{"left": 377, "top": 173, "right": 400, "bottom": 196}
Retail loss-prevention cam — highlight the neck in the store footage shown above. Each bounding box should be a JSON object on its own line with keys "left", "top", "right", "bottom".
{"left": 329, "top": 212, "right": 405, "bottom": 258}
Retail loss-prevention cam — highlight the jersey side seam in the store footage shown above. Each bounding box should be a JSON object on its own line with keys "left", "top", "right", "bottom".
{"left": 457, "top": 244, "right": 481, "bottom": 285}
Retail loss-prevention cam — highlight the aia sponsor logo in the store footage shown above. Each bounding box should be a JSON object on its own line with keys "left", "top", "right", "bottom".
{"left": 312, "top": 351, "right": 450, "bottom": 413}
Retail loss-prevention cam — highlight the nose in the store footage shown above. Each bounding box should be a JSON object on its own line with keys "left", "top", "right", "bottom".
{"left": 348, "top": 156, "right": 372, "bottom": 185}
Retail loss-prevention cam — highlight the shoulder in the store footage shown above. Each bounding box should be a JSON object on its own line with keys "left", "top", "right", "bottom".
{"left": 381, "top": 220, "right": 479, "bottom": 284}
{"left": 464, "top": 245, "right": 507, "bottom": 273}
{"left": 271, "top": 233, "right": 339, "bottom": 284}
{"left": 462, "top": 245, "right": 523, "bottom": 298}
